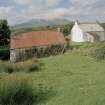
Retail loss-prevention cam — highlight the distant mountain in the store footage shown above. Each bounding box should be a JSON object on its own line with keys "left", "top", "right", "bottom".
{"left": 12, "top": 19, "right": 71, "bottom": 29}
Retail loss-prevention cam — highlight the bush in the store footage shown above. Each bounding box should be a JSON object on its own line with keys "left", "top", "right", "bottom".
{"left": 92, "top": 45, "right": 105, "bottom": 60}
{"left": 28, "top": 64, "right": 40, "bottom": 72}
{"left": 0, "top": 58, "right": 43, "bottom": 73}
{"left": 0, "top": 75, "right": 34, "bottom": 105}
{"left": 4, "top": 64, "right": 14, "bottom": 74}
{"left": 5, "top": 66, "right": 14, "bottom": 74}
{"left": 71, "top": 42, "right": 105, "bottom": 61}
{"left": 0, "top": 75, "right": 51, "bottom": 105}
{"left": 0, "top": 46, "right": 10, "bottom": 60}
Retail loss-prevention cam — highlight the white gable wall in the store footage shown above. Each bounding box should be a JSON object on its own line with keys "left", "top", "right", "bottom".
{"left": 71, "top": 22, "right": 85, "bottom": 42}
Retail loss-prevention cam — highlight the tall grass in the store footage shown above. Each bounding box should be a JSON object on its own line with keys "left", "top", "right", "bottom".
{"left": 70, "top": 42, "right": 105, "bottom": 60}
{"left": 0, "top": 74, "right": 52, "bottom": 105}
{"left": 0, "top": 58, "right": 43, "bottom": 73}
{"left": 0, "top": 75, "right": 34, "bottom": 105}
{"left": 91, "top": 44, "right": 105, "bottom": 60}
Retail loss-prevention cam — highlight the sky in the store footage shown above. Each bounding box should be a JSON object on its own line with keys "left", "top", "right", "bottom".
{"left": 0, "top": 0, "right": 105, "bottom": 25}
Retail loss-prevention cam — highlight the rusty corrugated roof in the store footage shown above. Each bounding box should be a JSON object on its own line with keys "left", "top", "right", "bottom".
{"left": 11, "top": 31, "right": 66, "bottom": 49}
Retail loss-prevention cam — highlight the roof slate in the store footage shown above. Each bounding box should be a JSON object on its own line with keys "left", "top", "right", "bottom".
{"left": 79, "top": 23, "right": 104, "bottom": 32}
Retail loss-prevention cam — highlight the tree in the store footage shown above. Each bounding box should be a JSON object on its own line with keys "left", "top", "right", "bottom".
{"left": 0, "top": 19, "right": 11, "bottom": 46}
{"left": 62, "top": 23, "right": 73, "bottom": 36}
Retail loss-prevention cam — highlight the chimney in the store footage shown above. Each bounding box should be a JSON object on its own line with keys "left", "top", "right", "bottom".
{"left": 76, "top": 20, "right": 79, "bottom": 23}
{"left": 57, "top": 27, "right": 61, "bottom": 32}
{"left": 74, "top": 20, "right": 79, "bottom": 26}
{"left": 96, "top": 20, "right": 100, "bottom": 25}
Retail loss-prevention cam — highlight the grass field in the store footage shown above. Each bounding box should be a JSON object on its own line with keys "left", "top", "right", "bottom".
{"left": 1, "top": 49, "right": 105, "bottom": 105}
{"left": 34, "top": 53, "right": 105, "bottom": 105}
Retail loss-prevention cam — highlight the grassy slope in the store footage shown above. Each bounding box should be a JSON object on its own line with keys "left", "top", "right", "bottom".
{"left": 29, "top": 53, "right": 105, "bottom": 105}
{"left": 1, "top": 50, "right": 105, "bottom": 105}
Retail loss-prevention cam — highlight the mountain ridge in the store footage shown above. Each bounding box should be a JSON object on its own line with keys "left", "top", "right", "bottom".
{"left": 12, "top": 19, "right": 71, "bottom": 29}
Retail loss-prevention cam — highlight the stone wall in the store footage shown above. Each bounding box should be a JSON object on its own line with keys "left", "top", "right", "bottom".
{"left": 10, "top": 44, "right": 66, "bottom": 62}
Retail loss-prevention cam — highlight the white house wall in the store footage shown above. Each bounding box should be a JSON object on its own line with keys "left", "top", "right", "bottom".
{"left": 71, "top": 22, "right": 85, "bottom": 42}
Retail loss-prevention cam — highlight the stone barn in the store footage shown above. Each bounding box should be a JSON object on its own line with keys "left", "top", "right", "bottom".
{"left": 10, "top": 31, "right": 66, "bottom": 62}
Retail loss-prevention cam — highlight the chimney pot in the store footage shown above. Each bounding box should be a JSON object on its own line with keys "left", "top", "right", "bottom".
{"left": 57, "top": 27, "right": 60, "bottom": 32}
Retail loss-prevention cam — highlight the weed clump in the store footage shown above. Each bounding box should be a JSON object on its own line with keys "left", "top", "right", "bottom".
{"left": 92, "top": 45, "right": 105, "bottom": 60}
{"left": 28, "top": 64, "right": 41, "bottom": 72}
{"left": 0, "top": 58, "right": 44, "bottom": 73}
{"left": 0, "top": 75, "right": 51, "bottom": 105}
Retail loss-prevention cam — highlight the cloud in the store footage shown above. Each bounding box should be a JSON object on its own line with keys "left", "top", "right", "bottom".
{"left": 13, "top": 0, "right": 63, "bottom": 7}
{"left": 69, "top": 0, "right": 105, "bottom": 16}
{"left": 0, "top": 0, "right": 105, "bottom": 25}
{"left": 0, "top": 6, "right": 31, "bottom": 25}
{"left": 45, "top": 0, "right": 63, "bottom": 7}
{"left": 13, "top": 0, "right": 35, "bottom": 5}
{"left": 0, "top": 6, "right": 14, "bottom": 19}
{"left": 21, "top": 6, "right": 68, "bottom": 20}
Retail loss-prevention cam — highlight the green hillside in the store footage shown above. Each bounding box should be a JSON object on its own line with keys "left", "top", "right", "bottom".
{"left": 1, "top": 43, "right": 105, "bottom": 105}
{"left": 11, "top": 23, "right": 73, "bottom": 36}
{"left": 12, "top": 19, "right": 71, "bottom": 29}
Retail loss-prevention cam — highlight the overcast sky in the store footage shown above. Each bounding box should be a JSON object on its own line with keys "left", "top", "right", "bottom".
{"left": 0, "top": 0, "right": 105, "bottom": 25}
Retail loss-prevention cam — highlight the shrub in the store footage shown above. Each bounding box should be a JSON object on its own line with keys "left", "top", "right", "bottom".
{"left": 28, "top": 64, "right": 40, "bottom": 72}
{"left": 92, "top": 45, "right": 105, "bottom": 60}
{"left": 4, "top": 65, "right": 14, "bottom": 74}
{"left": 0, "top": 75, "right": 51, "bottom": 105}
{"left": 0, "top": 75, "right": 34, "bottom": 105}
{"left": 0, "top": 58, "right": 43, "bottom": 73}
{"left": 0, "top": 46, "right": 10, "bottom": 60}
